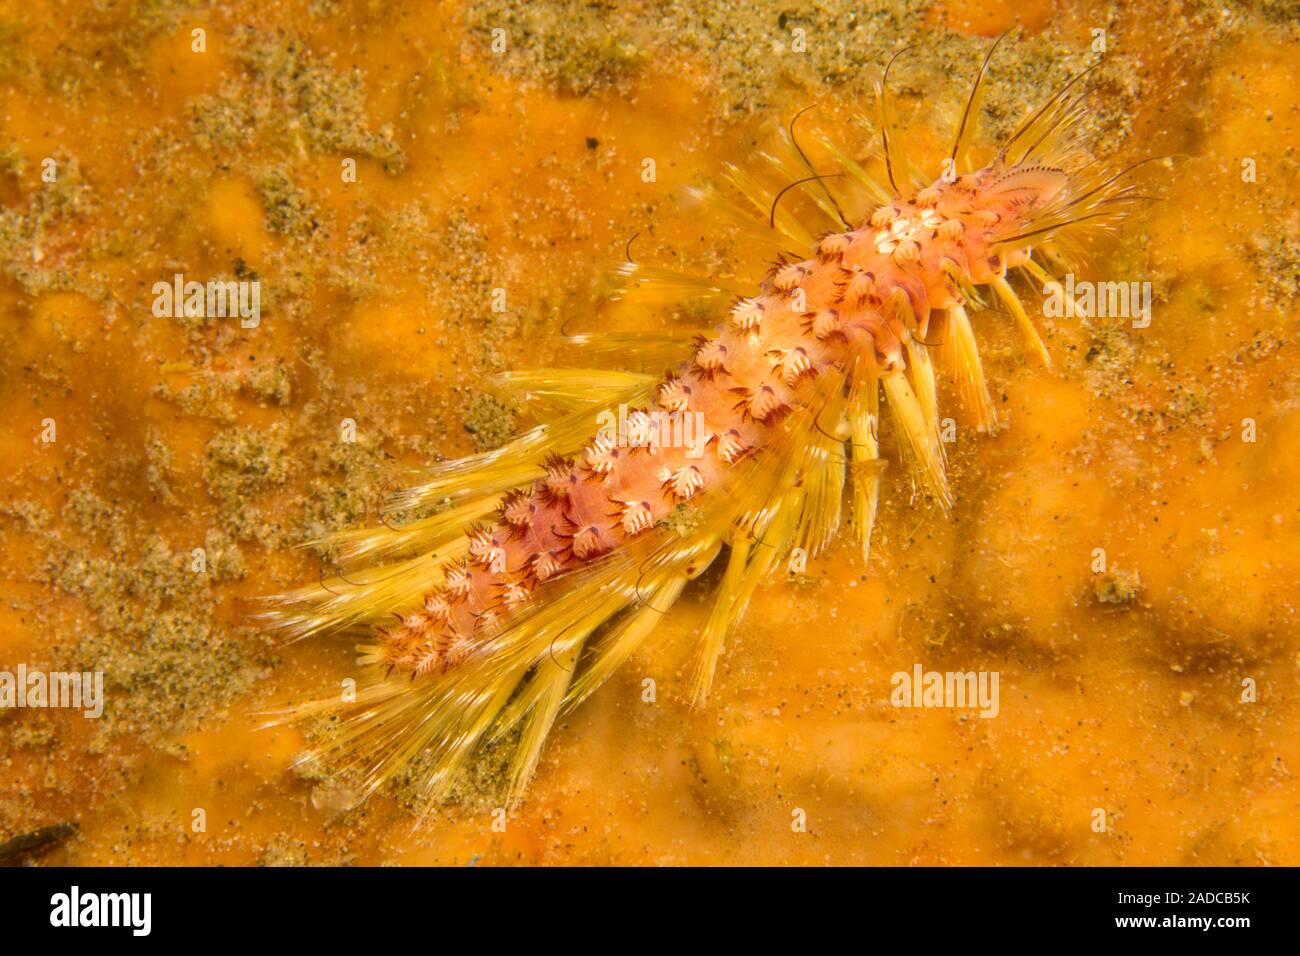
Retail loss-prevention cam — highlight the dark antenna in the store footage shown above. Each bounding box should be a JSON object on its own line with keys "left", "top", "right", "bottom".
{"left": 876, "top": 45, "right": 913, "bottom": 193}
{"left": 998, "top": 62, "right": 1099, "bottom": 164}
{"left": 950, "top": 29, "right": 1014, "bottom": 166}
{"left": 789, "top": 104, "right": 852, "bottom": 229}
{"left": 769, "top": 173, "right": 845, "bottom": 229}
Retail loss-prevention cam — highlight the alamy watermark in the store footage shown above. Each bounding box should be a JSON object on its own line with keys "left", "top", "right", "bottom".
{"left": 152, "top": 272, "right": 261, "bottom": 328}
{"left": 595, "top": 404, "right": 707, "bottom": 458}
{"left": 0, "top": 665, "right": 103, "bottom": 718}
{"left": 50, "top": 886, "right": 151, "bottom": 936}
{"left": 1042, "top": 273, "right": 1151, "bottom": 329}
{"left": 890, "top": 663, "right": 1000, "bottom": 718}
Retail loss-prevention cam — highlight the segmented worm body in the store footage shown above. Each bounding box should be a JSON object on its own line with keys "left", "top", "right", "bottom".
{"left": 265, "top": 40, "right": 1148, "bottom": 808}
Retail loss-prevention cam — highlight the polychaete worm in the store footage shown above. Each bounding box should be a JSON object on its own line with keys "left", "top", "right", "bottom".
{"left": 260, "top": 34, "right": 1156, "bottom": 812}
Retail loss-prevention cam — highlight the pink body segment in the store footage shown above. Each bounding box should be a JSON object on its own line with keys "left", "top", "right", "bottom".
{"left": 379, "top": 165, "right": 1061, "bottom": 676}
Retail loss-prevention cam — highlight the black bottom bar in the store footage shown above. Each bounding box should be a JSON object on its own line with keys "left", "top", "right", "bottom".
{"left": 0, "top": 866, "right": 1284, "bottom": 941}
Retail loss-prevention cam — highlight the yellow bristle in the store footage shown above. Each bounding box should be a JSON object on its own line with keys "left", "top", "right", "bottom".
{"left": 991, "top": 275, "right": 1051, "bottom": 367}
{"left": 942, "top": 304, "right": 998, "bottom": 432}
{"left": 882, "top": 371, "right": 951, "bottom": 510}
{"left": 847, "top": 364, "right": 883, "bottom": 562}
